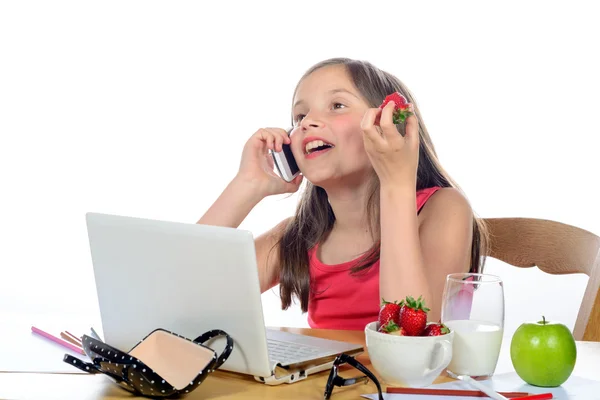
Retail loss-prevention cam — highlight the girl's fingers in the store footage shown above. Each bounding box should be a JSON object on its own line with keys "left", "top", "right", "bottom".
{"left": 266, "top": 127, "right": 289, "bottom": 140}
{"left": 361, "top": 108, "right": 386, "bottom": 148}
{"left": 404, "top": 114, "right": 419, "bottom": 147}
{"left": 256, "top": 128, "right": 269, "bottom": 146}
{"left": 361, "top": 108, "right": 378, "bottom": 130}
{"left": 265, "top": 128, "right": 291, "bottom": 152}
{"left": 380, "top": 101, "right": 399, "bottom": 141}
{"left": 274, "top": 133, "right": 284, "bottom": 152}
{"left": 266, "top": 133, "right": 274, "bottom": 151}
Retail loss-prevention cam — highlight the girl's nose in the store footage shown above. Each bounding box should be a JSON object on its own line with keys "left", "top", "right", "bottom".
{"left": 300, "top": 113, "right": 325, "bottom": 130}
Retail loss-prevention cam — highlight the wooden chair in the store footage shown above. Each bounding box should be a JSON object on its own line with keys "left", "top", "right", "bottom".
{"left": 484, "top": 218, "right": 600, "bottom": 341}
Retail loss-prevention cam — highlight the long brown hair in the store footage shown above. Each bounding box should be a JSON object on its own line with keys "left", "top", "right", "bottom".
{"left": 277, "top": 58, "right": 488, "bottom": 312}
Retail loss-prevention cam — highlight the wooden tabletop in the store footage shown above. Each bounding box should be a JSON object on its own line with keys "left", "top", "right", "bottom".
{"left": 1, "top": 327, "right": 599, "bottom": 400}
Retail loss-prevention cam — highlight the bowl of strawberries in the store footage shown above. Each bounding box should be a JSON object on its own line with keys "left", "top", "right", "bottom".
{"left": 365, "top": 295, "right": 453, "bottom": 388}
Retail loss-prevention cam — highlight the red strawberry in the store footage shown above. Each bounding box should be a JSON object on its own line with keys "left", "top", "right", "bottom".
{"left": 399, "top": 295, "right": 430, "bottom": 336}
{"left": 422, "top": 322, "right": 450, "bottom": 336}
{"left": 380, "top": 92, "right": 409, "bottom": 110}
{"left": 378, "top": 298, "right": 401, "bottom": 331}
{"left": 377, "top": 92, "right": 414, "bottom": 124}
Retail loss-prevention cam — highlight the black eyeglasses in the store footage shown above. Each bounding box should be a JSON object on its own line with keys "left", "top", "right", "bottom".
{"left": 324, "top": 353, "right": 384, "bottom": 400}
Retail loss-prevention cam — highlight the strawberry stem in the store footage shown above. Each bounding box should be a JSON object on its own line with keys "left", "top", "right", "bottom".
{"left": 381, "top": 297, "right": 399, "bottom": 306}
{"left": 393, "top": 109, "right": 414, "bottom": 124}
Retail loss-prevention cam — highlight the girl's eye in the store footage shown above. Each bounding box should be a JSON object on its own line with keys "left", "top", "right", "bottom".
{"left": 294, "top": 114, "right": 306, "bottom": 124}
{"left": 333, "top": 103, "right": 346, "bottom": 110}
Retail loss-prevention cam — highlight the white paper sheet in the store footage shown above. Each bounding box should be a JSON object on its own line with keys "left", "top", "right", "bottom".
{"left": 362, "top": 372, "right": 600, "bottom": 400}
{"left": 0, "top": 311, "right": 99, "bottom": 373}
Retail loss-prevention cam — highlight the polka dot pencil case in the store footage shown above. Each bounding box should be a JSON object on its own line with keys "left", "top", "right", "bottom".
{"left": 64, "top": 328, "right": 233, "bottom": 398}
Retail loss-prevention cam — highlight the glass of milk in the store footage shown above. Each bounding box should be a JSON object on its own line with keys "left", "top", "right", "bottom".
{"left": 441, "top": 273, "right": 504, "bottom": 379}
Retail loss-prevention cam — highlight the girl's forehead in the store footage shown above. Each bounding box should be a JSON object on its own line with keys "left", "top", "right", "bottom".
{"left": 294, "top": 65, "right": 356, "bottom": 103}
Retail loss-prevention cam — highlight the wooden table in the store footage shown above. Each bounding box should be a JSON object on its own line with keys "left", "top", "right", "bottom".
{"left": 1, "top": 327, "right": 599, "bottom": 400}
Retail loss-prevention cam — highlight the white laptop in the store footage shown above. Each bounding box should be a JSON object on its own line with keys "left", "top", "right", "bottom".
{"left": 85, "top": 212, "right": 363, "bottom": 385}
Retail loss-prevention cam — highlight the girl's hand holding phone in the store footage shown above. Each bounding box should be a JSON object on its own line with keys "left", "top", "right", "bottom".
{"left": 236, "top": 128, "right": 303, "bottom": 197}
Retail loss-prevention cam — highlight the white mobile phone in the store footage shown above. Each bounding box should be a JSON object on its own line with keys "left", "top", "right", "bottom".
{"left": 271, "top": 129, "right": 300, "bottom": 182}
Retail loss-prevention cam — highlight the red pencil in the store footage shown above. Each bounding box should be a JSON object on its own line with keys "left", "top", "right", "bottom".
{"left": 513, "top": 394, "right": 553, "bottom": 400}
{"left": 386, "top": 387, "right": 553, "bottom": 398}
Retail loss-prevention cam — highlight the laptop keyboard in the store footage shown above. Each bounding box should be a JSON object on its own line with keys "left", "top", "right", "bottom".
{"left": 267, "top": 338, "right": 334, "bottom": 366}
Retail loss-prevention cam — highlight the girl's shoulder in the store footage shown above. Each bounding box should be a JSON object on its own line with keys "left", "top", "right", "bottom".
{"left": 416, "top": 186, "right": 442, "bottom": 209}
{"left": 418, "top": 187, "right": 473, "bottom": 220}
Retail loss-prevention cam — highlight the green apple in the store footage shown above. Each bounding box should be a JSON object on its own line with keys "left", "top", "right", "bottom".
{"left": 510, "top": 316, "right": 577, "bottom": 387}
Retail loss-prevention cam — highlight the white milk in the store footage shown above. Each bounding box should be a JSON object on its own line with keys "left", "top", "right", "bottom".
{"left": 444, "top": 319, "right": 503, "bottom": 377}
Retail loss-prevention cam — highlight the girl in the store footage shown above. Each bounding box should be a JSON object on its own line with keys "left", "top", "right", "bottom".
{"left": 198, "top": 58, "right": 487, "bottom": 329}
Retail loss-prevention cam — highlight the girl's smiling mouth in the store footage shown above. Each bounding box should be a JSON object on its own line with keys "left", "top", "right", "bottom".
{"left": 302, "top": 136, "right": 335, "bottom": 158}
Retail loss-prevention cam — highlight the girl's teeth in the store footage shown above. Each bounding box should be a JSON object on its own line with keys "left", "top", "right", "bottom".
{"left": 305, "top": 140, "right": 333, "bottom": 154}
{"left": 306, "top": 141, "right": 320, "bottom": 151}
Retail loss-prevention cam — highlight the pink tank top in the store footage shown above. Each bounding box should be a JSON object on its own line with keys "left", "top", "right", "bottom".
{"left": 307, "top": 186, "right": 442, "bottom": 330}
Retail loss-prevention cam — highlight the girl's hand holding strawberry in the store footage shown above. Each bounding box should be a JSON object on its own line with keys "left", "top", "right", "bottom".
{"left": 236, "top": 128, "right": 303, "bottom": 198}
{"left": 360, "top": 93, "right": 419, "bottom": 189}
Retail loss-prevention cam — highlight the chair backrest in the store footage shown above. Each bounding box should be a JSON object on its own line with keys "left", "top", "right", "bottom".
{"left": 484, "top": 217, "right": 600, "bottom": 341}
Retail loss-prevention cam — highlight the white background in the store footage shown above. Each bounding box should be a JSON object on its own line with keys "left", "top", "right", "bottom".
{"left": 1, "top": 0, "right": 598, "bottom": 343}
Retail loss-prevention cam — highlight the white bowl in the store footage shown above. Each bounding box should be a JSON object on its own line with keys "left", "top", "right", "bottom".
{"left": 364, "top": 321, "right": 454, "bottom": 387}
